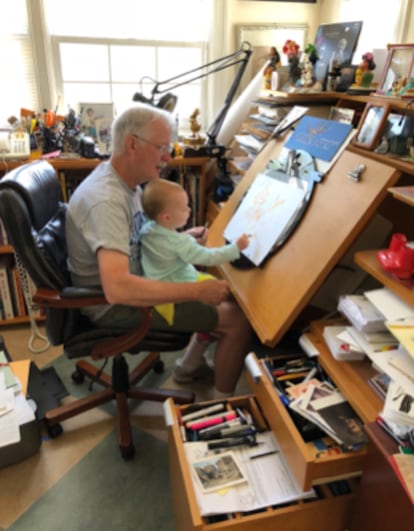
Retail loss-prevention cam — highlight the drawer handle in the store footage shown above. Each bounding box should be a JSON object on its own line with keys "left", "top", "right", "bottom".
{"left": 245, "top": 352, "right": 262, "bottom": 383}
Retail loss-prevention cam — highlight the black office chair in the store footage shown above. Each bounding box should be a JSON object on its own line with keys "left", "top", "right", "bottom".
{"left": 0, "top": 159, "right": 194, "bottom": 459}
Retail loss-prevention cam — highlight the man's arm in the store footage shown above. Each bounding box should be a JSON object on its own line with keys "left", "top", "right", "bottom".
{"left": 98, "top": 248, "right": 229, "bottom": 307}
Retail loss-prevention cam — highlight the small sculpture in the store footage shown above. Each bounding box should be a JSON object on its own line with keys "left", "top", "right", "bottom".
{"left": 300, "top": 54, "right": 315, "bottom": 88}
{"left": 182, "top": 108, "right": 205, "bottom": 147}
{"left": 282, "top": 40, "right": 301, "bottom": 87}
{"left": 263, "top": 46, "right": 281, "bottom": 90}
{"left": 355, "top": 52, "right": 376, "bottom": 87}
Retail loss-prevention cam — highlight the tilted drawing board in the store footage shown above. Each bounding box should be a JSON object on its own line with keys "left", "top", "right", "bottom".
{"left": 208, "top": 140, "right": 401, "bottom": 347}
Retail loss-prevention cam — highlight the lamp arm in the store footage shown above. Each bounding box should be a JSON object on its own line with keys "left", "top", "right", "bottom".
{"left": 206, "top": 45, "right": 252, "bottom": 145}
{"left": 152, "top": 42, "right": 252, "bottom": 102}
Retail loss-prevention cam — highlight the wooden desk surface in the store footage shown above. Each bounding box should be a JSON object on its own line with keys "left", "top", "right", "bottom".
{"left": 208, "top": 142, "right": 401, "bottom": 347}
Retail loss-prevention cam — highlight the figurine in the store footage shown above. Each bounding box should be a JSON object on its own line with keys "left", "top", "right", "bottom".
{"left": 182, "top": 108, "right": 205, "bottom": 147}
{"left": 355, "top": 52, "right": 376, "bottom": 87}
{"left": 282, "top": 40, "right": 301, "bottom": 86}
{"left": 375, "top": 136, "right": 389, "bottom": 154}
{"left": 263, "top": 46, "right": 281, "bottom": 89}
{"left": 300, "top": 54, "right": 314, "bottom": 88}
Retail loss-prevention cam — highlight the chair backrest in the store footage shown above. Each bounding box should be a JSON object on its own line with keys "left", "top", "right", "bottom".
{"left": 0, "top": 160, "right": 76, "bottom": 344}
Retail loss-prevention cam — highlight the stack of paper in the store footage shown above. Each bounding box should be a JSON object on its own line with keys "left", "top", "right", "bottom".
{"left": 337, "top": 294, "right": 386, "bottom": 333}
{"left": 288, "top": 382, "right": 367, "bottom": 449}
{"left": 345, "top": 326, "right": 399, "bottom": 357}
{"left": 385, "top": 318, "right": 414, "bottom": 360}
{"left": 322, "top": 325, "right": 365, "bottom": 361}
{"left": 0, "top": 351, "right": 34, "bottom": 449}
{"left": 364, "top": 287, "right": 414, "bottom": 322}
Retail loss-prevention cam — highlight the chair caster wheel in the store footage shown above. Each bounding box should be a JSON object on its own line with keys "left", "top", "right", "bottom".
{"left": 47, "top": 422, "right": 63, "bottom": 438}
{"left": 153, "top": 360, "right": 164, "bottom": 374}
{"left": 121, "top": 444, "right": 135, "bottom": 460}
{"left": 72, "top": 369, "right": 85, "bottom": 384}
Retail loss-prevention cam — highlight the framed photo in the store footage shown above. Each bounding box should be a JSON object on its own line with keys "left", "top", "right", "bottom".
{"left": 78, "top": 102, "right": 115, "bottom": 154}
{"left": 313, "top": 21, "right": 362, "bottom": 87}
{"left": 353, "top": 102, "right": 390, "bottom": 150}
{"left": 377, "top": 44, "right": 414, "bottom": 95}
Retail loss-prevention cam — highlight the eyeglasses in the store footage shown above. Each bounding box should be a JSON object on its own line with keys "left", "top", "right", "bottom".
{"left": 131, "top": 134, "right": 171, "bottom": 154}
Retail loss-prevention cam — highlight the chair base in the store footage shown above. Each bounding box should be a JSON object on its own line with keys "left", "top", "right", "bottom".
{"left": 44, "top": 351, "right": 195, "bottom": 459}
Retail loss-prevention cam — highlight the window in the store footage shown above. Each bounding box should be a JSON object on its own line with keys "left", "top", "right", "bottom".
{"left": 0, "top": 0, "right": 39, "bottom": 122}
{"left": 45, "top": 0, "right": 210, "bottom": 129}
{"left": 338, "top": 0, "right": 408, "bottom": 61}
{"left": 1, "top": 0, "right": 214, "bottom": 130}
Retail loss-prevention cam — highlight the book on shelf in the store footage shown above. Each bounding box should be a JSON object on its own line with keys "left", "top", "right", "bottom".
{"left": 0, "top": 218, "right": 8, "bottom": 246}
{"left": 0, "top": 261, "right": 14, "bottom": 320}
{"left": 368, "top": 372, "right": 391, "bottom": 400}
{"left": 382, "top": 378, "right": 414, "bottom": 427}
{"left": 248, "top": 113, "right": 280, "bottom": 126}
{"left": 322, "top": 325, "right": 365, "bottom": 361}
{"left": 234, "top": 134, "right": 264, "bottom": 155}
{"left": 241, "top": 121, "right": 273, "bottom": 140}
{"left": 9, "top": 267, "right": 27, "bottom": 317}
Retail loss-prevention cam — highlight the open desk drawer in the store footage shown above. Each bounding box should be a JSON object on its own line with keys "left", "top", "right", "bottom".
{"left": 245, "top": 352, "right": 366, "bottom": 491}
{"left": 165, "top": 394, "right": 356, "bottom": 531}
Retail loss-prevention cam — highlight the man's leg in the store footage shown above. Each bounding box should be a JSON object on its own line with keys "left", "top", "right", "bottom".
{"left": 212, "top": 300, "right": 253, "bottom": 396}
{"left": 172, "top": 301, "right": 253, "bottom": 394}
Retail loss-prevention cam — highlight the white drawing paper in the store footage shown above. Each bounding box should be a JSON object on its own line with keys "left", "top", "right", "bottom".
{"left": 224, "top": 173, "right": 306, "bottom": 266}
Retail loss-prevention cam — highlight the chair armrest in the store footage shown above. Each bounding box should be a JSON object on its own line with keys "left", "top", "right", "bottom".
{"left": 33, "top": 287, "right": 108, "bottom": 308}
{"left": 33, "top": 287, "right": 154, "bottom": 360}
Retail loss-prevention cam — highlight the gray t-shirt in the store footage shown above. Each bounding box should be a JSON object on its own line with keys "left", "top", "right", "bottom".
{"left": 66, "top": 161, "right": 143, "bottom": 320}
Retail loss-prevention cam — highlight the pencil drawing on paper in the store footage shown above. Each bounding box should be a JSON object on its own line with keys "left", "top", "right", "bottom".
{"left": 224, "top": 173, "right": 306, "bottom": 266}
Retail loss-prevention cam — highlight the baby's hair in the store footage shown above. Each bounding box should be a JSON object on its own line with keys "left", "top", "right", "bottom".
{"left": 142, "top": 179, "right": 184, "bottom": 220}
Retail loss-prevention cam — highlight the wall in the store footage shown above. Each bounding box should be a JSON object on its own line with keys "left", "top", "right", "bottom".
{"left": 226, "top": 0, "right": 321, "bottom": 54}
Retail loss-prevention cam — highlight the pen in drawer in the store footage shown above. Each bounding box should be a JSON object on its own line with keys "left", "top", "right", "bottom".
{"left": 199, "top": 425, "right": 256, "bottom": 440}
{"left": 181, "top": 403, "right": 226, "bottom": 422}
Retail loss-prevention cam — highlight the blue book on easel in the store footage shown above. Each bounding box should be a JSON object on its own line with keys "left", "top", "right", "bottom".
{"left": 284, "top": 116, "right": 353, "bottom": 162}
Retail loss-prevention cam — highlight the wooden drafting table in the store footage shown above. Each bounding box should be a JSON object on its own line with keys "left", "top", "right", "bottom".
{"left": 208, "top": 140, "right": 401, "bottom": 347}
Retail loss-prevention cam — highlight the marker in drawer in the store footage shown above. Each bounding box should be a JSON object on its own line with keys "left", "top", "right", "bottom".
{"left": 186, "top": 411, "right": 238, "bottom": 430}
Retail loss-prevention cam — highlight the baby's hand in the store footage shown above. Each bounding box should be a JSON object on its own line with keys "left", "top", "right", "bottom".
{"left": 236, "top": 233, "right": 250, "bottom": 251}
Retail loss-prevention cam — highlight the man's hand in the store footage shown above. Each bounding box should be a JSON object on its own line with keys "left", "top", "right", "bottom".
{"left": 195, "top": 279, "right": 229, "bottom": 305}
{"left": 186, "top": 225, "right": 208, "bottom": 246}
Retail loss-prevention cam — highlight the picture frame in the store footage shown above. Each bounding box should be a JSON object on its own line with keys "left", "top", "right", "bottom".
{"left": 353, "top": 102, "right": 390, "bottom": 150}
{"left": 377, "top": 44, "right": 414, "bottom": 95}
{"left": 313, "top": 21, "right": 363, "bottom": 87}
{"left": 78, "top": 102, "right": 116, "bottom": 154}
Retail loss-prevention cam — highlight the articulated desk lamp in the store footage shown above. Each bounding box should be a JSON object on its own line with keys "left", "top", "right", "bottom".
{"left": 133, "top": 42, "right": 253, "bottom": 201}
